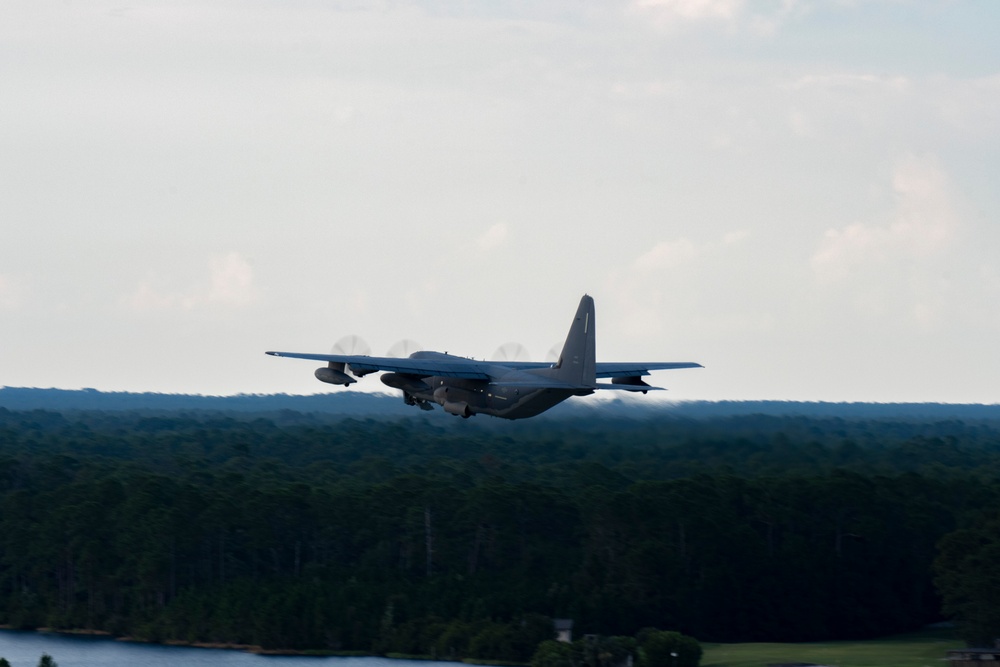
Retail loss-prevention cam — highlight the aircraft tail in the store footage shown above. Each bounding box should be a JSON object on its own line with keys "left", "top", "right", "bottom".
{"left": 542, "top": 294, "right": 596, "bottom": 388}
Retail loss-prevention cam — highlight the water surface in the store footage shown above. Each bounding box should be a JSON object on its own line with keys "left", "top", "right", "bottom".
{"left": 0, "top": 630, "right": 458, "bottom": 667}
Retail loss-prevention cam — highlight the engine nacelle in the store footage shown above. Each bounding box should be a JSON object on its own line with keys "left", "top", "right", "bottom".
{"left": 315, "top": 366, "right": 354, "bottom": 385}
{"left": 442, "top": 401, "right": 472, "bottom": 418}
{"left": 381, "top": 373, "right": 431, "bottom": 394}
{"left": 611, "top": 375, "right": 656, "bottom": 394}
{"left": 433, "top": 386, "right": 473, "bottom": 417}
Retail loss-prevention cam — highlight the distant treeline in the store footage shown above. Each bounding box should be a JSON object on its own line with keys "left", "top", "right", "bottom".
{"left": 0, "top": 406, "right": 998, "bottom": 654}
{"left": 0, "top": 387, "right": 415, "bottom": 416}
{"left": 3, "top": 386, "right": 1000, "bottom": 421}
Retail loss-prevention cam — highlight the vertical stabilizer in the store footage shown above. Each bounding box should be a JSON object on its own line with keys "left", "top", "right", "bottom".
{"left": 545, "top": 295, "right": 597, "bottom": 387}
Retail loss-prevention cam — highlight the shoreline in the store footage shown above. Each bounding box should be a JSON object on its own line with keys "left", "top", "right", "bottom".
{"left": 2, "top": 627, "right": 510, "bottom": 661}
{"left": 1, "top": 626, "right": 354, "bottom": 657}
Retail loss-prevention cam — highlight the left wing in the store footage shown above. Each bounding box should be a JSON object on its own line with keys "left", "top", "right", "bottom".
{"left": 595, "top": 362, "right": 703, "bottom": 378}
{"left": 265, "top": 351, "right": 492, "bottom": 380}
{"left": 594, "top": 361, "right": 703, "bottom": 392}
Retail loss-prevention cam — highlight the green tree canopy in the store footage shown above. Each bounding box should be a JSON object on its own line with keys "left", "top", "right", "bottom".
{"left": 532, "top": 640, "right": 574, "bottom": 667}
{"left": 640, "top": 630, "right": 701, "bottom": 667}
{"left": 1, "top": 407, "right": 1000, "bottom": 654}
{"left": 935, "top": 512, "right": 1000, "bottom": 645}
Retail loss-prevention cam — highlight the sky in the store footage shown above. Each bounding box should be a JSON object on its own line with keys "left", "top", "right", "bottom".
{"left": 1, "top": 0, "right": 999, "bottom": 403}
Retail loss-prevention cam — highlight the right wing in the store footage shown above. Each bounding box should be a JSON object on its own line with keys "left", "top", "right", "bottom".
{"left": 265, "top": 351, "right": 492, "bottom": 380}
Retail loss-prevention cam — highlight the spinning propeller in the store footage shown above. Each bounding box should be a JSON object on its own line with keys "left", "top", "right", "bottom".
{"left": 332, "top": 335, "right": 371, "bottom": 357}
{"left": 491, "top": 342, "right": 531, "bottom": 363}
{"left": 320, "top": 335, "right": 374, "bottom": 381}
{"left": 387, "top": 339, "right": 423, "bottom": 358}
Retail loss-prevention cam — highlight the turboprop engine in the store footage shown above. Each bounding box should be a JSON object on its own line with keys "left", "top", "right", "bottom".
{"left": 442, "top": 401, "right": 472, "bottom": 418}
{"left": 380, "top": 373, "right": 431, "bottom": 394}
{"left": 433, "top": 385, "right": 473, "bottom": 418}
{"left": 314, "top": 366, "right": 354, "bottom": 386}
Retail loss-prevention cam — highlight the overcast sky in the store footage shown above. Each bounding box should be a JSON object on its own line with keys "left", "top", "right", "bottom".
{"left": 2, "top": 0, "right": 999, "bottom": 403}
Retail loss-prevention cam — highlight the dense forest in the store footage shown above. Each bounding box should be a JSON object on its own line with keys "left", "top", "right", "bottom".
{"left": 1, "top": 403, "right": 999, "bottom": 656}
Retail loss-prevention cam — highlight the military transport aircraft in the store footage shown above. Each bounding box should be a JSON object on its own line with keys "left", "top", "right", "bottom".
{"left": 266, "top": 295, "right": 702, "bottom": 420}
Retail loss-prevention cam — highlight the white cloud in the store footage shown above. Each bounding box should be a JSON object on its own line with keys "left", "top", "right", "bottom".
{"left": 604, "top": 238, "right": 702, "bottom": 340}
{"left": 604, "top": 232, "right": 766, "bottom": 342}
{"left": 890, "top": 154, "right": 958, "bottom": 250}
{"left": 811, "top": 154, "right": 958, "bottom": 284}
{"left": 207, "top": 252, "right": 255, "bottom": 306}
{"left": 811, "top": 222, "right": 884, "bottom": 283}
{"left": 633, "top": 238, "right": 699, "bottom": 272}
{"left": 127, "top": 251, "right": 257, "bottom": 312}
{"left": 476, "top": 222, "right": 509, "bottom": 251}
{"left": 633, "top": 0, "right": 745, "bottom": 23}
{"left": 128, "top": 281, "right": 180, "bottom": 312}
{"left": 630, "top": 0, "right": 803, "bottom": 34}
{"left": 809, "top": 155, "right": 965, "bottom": 331}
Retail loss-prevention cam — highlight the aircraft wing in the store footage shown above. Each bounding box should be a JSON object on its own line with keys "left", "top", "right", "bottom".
{"left": 595, "top": 362, "right": 703, "bottom": 378}
{"left": 492, "top": 361, "right": 704, "bottom": 375}
{"left": 265, "top": 351, "right": 492, "bottom": 380}
{"left": 266, "top": 352, "right": 701, "bottom": 382}
{"left": 483, "top": 361, "right": 553, "bottom": 370}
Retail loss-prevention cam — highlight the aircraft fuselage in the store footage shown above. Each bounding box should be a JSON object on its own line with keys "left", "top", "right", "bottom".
{"left": 379, "top": 352, "right": 592, "bottom": 419}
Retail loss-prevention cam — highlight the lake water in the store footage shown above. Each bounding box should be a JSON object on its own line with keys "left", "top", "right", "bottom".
{"left": 0, "top": 630, "right": 461, "bottom": 667}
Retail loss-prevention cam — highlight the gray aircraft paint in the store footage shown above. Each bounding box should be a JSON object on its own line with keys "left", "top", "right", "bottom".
{"left": 267, "top": 295, "right": 701, "bottom": 420}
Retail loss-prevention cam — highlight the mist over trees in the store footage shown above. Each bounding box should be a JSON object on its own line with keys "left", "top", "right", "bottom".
{"left": 0, "top": 398, "right": 999, "bottom": 654}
